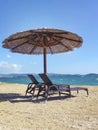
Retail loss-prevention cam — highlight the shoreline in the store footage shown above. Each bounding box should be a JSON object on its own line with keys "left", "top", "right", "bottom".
{"left": 0, "top": 81, "right": 98, "bottom": 87}
{"left": 0, "top": 83, "right": 98, "bottom": 130}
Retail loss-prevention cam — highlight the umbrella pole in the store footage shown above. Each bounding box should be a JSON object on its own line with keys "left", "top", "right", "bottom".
{"left": 43, "top": 48, "right": 47, "bottom": 74}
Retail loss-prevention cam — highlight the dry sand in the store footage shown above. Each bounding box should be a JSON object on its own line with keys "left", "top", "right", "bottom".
{"left": 0, "top": 82, "right": 98, "bottom": 130}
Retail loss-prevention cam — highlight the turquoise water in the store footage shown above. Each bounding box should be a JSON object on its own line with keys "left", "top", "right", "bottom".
{"left": 0, "top": 73, "right": 98, "bottom": 86}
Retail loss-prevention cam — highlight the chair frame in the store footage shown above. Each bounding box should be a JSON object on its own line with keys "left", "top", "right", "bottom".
{"left": 38, "top": 73, "right": 71, "bottom": 100}
{"left": 25, "top": 74, "right": 45, "bottom": 98}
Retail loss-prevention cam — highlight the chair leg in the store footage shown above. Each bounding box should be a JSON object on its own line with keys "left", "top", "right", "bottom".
{"left": 31, "top": 87, "right": 36, "bottom": 98}
{"left": 25, "top": 86, "right": 31, "bottom": 96}
{"left": 77, "top": 89, "right": 79, "bottom": 94}
{"left": 44, "top": 90, "right": 49, "bottom": 101}
{"left": 44, "top": 85, "right": 49, "bottom": 101}
{"left": 36, "top": 86, "right": 44, "bottom": 99}
{"left": 59, "top": 91, "right": 61, "bottom": 96}
{"left": 25, "top": 83, "right": 35, "bottom": 96}
{"left": 85, "top": 88, "right": 89, "bottom": 96}
{"left": 68, "top": 85, "right": 71, "bottom": 97}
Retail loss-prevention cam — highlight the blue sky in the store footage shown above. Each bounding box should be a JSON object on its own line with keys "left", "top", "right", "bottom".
{"left": 0, "top": 0, "right": 98, "bottom": 74}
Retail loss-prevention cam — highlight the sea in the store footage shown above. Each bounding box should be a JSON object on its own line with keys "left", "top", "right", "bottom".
{"left": 0, "top": 73, "right": 98, "bottom": 86}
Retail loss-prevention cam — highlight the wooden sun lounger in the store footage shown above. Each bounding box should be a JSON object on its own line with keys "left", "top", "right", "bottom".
{"left": 25, "top": 74, "right": 45, "bottom": 98}
{"left": 38, "top": 73, "right": 71, "bottom": 100}
{"left": 38, "top": 73, "right": 89, "bottom": 101}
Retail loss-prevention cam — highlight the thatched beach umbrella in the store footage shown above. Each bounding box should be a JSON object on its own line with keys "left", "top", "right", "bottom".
{"left": 2, "top": 28, "right": 83, "bottom": 73}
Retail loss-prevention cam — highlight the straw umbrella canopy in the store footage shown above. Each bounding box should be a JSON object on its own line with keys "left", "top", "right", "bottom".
{"left": 2, "top": 28, "right": 83, "bottom": 74}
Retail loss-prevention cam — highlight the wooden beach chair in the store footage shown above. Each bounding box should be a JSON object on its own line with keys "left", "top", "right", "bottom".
{"left": 38, "top": 74, "right": 89, "bottom": 100}
{"left": 25, "top": 74, "right": 45, "bottom": 98}
{"left": 38, "top": 73, "right": 71, "bottom": 100}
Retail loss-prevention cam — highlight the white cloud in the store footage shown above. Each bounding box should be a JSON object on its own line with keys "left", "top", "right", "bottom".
{"left": 0, "top": 61, "right": 22, "bottom": 74}
{"left": 7, "top": 54, "right": 11, "bottom": 58}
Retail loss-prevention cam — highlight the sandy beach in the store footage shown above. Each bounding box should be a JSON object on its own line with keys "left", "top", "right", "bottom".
{"left": 0, "top": 82, "right": 98, "bottom": 130}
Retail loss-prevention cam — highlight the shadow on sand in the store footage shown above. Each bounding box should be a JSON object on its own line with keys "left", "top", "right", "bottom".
{"left": 0, "top": 92, "right": 76, "bottom": 104}
{"left": 0, "top": 93, "right": 31, "bottom": 103}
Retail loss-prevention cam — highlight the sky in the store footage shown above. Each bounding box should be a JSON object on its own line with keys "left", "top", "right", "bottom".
{"left": 0, "top": 0, "right": 98, "bottom": 74}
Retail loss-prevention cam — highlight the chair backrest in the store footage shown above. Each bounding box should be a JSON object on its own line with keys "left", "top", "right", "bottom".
{"left": 39, "top": 73, "right": 53, "bottom": 86}
{"left": 28, "top": 74, "right": 39, "bottom": 84}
